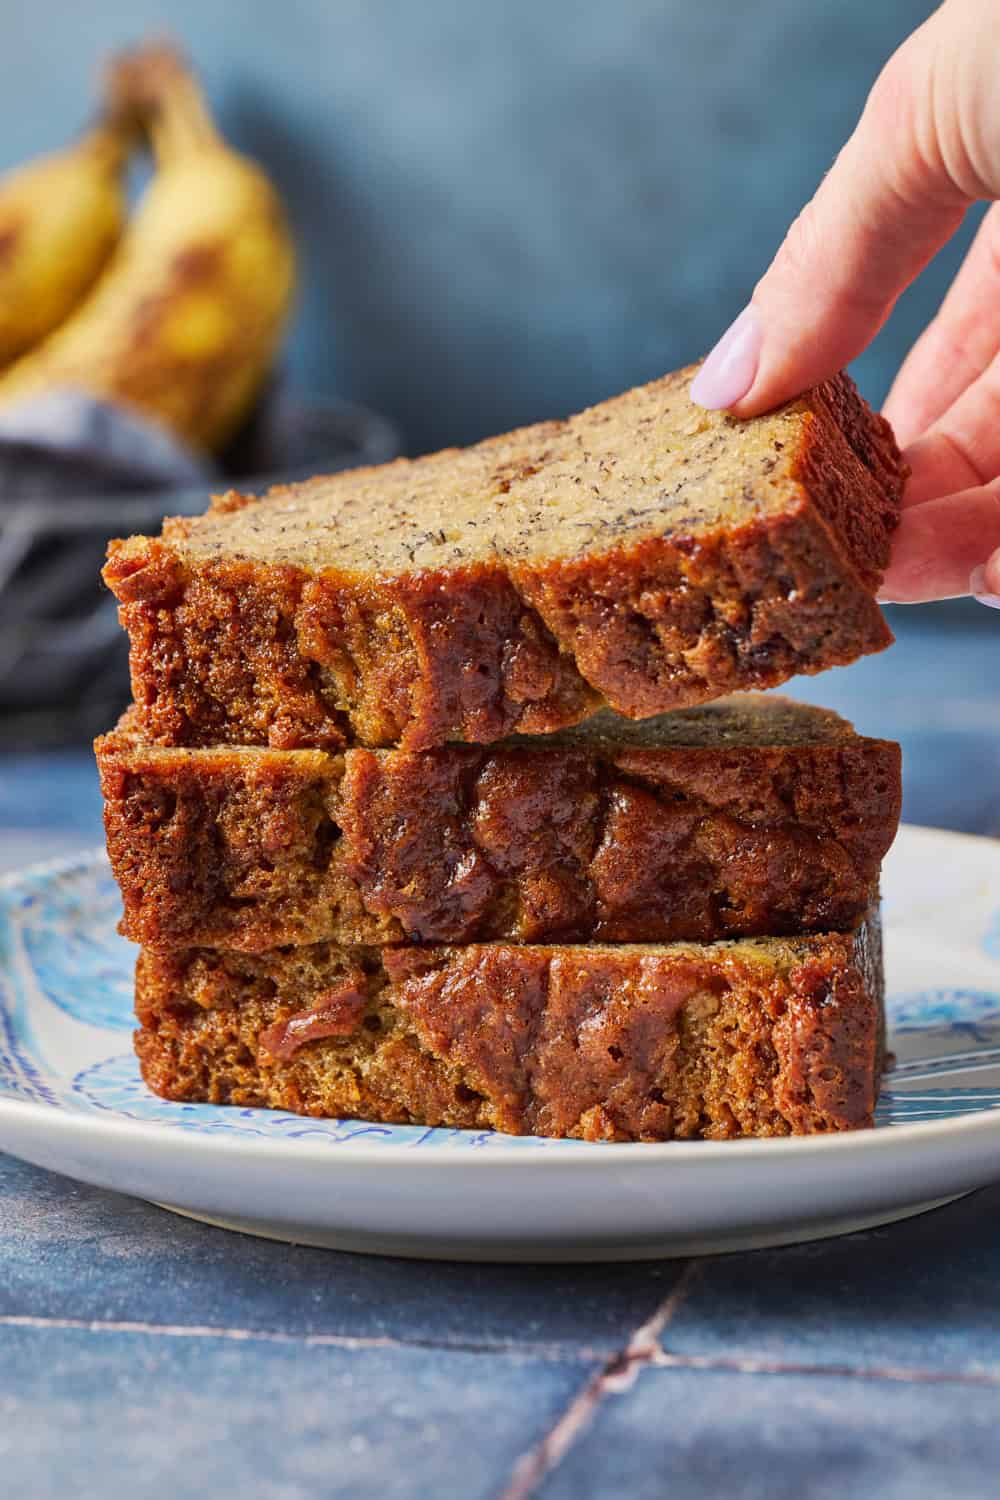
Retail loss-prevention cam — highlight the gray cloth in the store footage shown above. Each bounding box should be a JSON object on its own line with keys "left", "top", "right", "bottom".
{"left": 0, "top": 389, "right": 216, "bottom": 504}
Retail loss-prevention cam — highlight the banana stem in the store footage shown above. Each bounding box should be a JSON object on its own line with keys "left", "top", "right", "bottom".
{"left": 105, "top": 43, "right": 222, "bottom": 164}
{"left": 147, "top": 70, "right": 222, "bottom": 161}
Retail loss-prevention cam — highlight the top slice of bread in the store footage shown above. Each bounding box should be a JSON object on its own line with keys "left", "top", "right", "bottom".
{"left": 104, "top": 365, "right": 903, "bottom": 751}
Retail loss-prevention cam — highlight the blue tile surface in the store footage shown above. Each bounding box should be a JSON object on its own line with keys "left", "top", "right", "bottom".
{"left": 0, "top": 752, "right": 104, "bottom": 873}
{"left": 536, "top": 1367, "right": 1000, "bottom": 1500}
{"left": 665, "top": 1186, "right": 1000, "bottom": 1377}
{"left": 1, "top": 1324, "right": 592, "bottom": 1500}
{"left": 0, "top": 1155, "right": 677, "bottom": 1352}
{"left": 0, "top": 752, "right": 102, "bottom": 835}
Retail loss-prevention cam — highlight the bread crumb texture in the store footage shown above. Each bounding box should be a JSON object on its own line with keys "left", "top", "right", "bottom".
{"left": 104, "top": 367, "right": 904, "bottom": 750}
{"left": 98, "top": 695, "right": 900, "bottom": 951}
{"left": 135, "top": 910, "right": 884, "bottom": 1141}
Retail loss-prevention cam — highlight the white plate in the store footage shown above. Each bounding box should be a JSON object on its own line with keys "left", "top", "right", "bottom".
{"left": 2, "top": 824, "right": 999, "bottom": 1261}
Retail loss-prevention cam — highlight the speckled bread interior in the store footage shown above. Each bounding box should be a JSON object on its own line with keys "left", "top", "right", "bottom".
{"left": 134, "top": 909, "right": 885, "bottom": 1142}
{"left": 98, "top": 694, "right": 901, "bottom": 952}
{"left": 103, "top": 366, "right": 904, "bottom": 752}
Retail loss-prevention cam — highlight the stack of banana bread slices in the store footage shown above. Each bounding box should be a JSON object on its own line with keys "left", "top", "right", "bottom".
{"left": 98, "top": 366, "right": 905, "bottom": 1141}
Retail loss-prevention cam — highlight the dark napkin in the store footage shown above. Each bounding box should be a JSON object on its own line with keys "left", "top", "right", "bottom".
{"left": 0, "top": 388, "right": 216, "bottom": 504}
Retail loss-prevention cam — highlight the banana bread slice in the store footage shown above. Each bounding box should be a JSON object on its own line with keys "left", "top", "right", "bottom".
{"left": 97, "top": 695, "right": 900, "bottom": 951}
{"left": 134, "top": 909, "right": 884, "bottom": 1140}
{"left": 104, "top": 367, "right": 903, "bottom": 752}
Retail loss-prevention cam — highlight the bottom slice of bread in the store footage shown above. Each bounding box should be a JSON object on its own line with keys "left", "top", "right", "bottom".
{"left": 135, "top": 911, "right": 883, "bottom": 1141}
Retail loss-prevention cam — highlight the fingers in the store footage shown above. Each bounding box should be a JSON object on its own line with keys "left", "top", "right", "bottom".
{"left": 878, "top": 482, "right": 1000, "bottom": 603}
{"left": 902, "top": 431, "right": 986, "bottom": 509}
{"left": 692, "top": 6, "right": 988, "bottom": 417}
{"left": 898, "top": 342, "right": 1000, "bottom": 510}
{"left": 684, "top": 0, "right": 1000, "bottom": 609}
{"left": 883, "top": 204, "right": 1000, "bottom": 446}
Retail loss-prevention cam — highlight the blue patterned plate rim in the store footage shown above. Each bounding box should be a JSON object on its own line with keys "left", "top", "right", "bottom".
{"left": 2, "top": 830, "right": 1000, "bottom": 1169}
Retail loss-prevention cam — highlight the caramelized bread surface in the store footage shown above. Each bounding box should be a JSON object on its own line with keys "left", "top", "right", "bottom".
{"left": 135, "top": 910, "right": 884, "bottom": 1141}
{"left": 98, "top": 695, "right": 901, "bottom": 951}
{"left": 104, "top": 367, "right": 903, "bottom": 751}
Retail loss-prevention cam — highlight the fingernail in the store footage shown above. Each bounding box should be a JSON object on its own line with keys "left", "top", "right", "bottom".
{"left": 969, "top": 565, "right": 1000, "bottom": 610}
{"left": 690, "top": 306, "right": 762, "bottom": 410}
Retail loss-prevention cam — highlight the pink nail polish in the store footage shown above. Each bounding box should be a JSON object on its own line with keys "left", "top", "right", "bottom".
{"left": 969, "top": 565, "right": 1000, "bottom": 610}
{"left": 689, "top": 306, "right": 762, "bottom": 410}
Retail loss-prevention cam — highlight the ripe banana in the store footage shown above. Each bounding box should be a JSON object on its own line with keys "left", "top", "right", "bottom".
{"left": 0, "top": 45, "right": 296, "bottom": 454}
{"left": 0, "top": 122, "right": 129, "bottom": 365}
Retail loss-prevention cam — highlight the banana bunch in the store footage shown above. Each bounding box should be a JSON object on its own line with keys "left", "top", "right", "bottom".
{"left": 0, "top": 122, "right": 130, "bottom": 364}
{"left": 0, "top": 44, "right": 296, "bottom": 455}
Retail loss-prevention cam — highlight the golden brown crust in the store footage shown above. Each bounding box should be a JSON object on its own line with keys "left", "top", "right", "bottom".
{"left": 133, "top": 915, "right": 884, "bottom": 1140}
{"left": 103, "top": 369, "right": 903, "bottom": 751}
{"left": 96, "top": 701, "right": 901, "bottom": 951}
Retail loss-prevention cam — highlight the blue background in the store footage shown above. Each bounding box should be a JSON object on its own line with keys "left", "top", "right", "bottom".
{"left": 0, "top": 0, "right": 959, "bottom": 452}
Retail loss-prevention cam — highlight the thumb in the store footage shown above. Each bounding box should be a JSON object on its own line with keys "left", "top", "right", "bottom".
{"left": 691, "top": 4, "right": 990, "bottom": 416}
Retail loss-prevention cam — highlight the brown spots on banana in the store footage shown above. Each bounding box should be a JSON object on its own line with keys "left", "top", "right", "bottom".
{"left": 170, "top": 242, "right": 223, "bottom": 281}
{"left": 0, "top": 224, "right": 21, "bottom": 267}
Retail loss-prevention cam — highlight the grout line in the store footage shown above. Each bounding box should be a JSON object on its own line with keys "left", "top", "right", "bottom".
{"left": 0, "top": 1314, "right": 399, "bottom": 1350}
{"left": 12, "top": 1309, "right": 994, "bottom": 1397}
{"left": 498, "top": 1366, "right": 611, "bottom": 1500}
{"left": 0, "top": 1313, "right": 601, "bottom": 1363}
{"left": 623, "top": 1261, "right": 702, "bottom": 1365}
{"left": 497, "top": 1261, "right": 701, "bottom": 1500}
{"left": 650, "top": 1349, "right": 1000, "bottom": 1388}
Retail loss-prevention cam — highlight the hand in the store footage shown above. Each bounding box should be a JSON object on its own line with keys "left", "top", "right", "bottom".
{"left": 688, "top": 0, "right": 1000, "bottom": 607}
